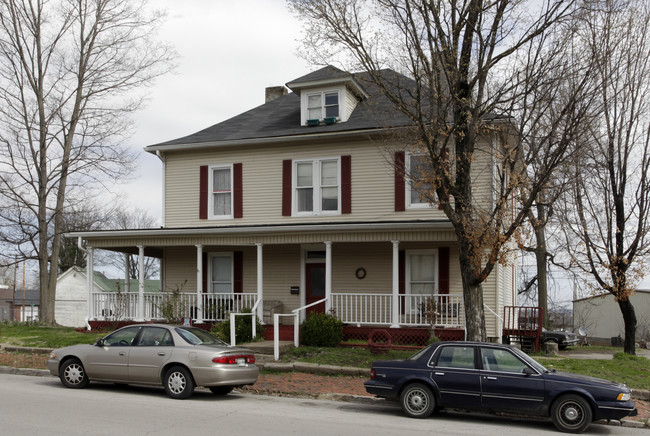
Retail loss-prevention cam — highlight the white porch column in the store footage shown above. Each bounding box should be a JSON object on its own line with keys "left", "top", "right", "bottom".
{"left": 136, "top": 246, "right": 145, "bottom": 321}
{"left": 124, "top": 253, "right": 130, "bottom": 292}
{"left": 256, "top": 243, "right": 264, "bottom": 323}
{"left": 391, "top": 240, "right": 400, "bottom": 328}
{"left": 195, "top": 245, "right": 204, "bottom": 323}
{"left": 325, "top": 241, "right": 332, "bottom": 313}
{"left": 87, "top": 247, "right": 95, "bottom": 321}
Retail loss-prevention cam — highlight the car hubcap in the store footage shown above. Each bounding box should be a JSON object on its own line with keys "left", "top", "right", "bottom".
{"left": 65, "top": 364, "right": 84, "bottom": 384}
{"left": 561, "top": 402, "right": 583, "bottom": 426}
{"left": 168, "top": 372, "right": 186, "bottom": 394}
{"left": 407, "top": 390, "right": 427, "bottom": 413}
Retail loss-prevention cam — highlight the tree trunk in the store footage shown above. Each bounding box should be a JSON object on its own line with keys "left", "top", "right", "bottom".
{"left": 534, "top": 202, "right": 549, "bottom": 327}
{"left": 618, "top": 298, "right": 637, "bottom": 355}
{"left": 458, "top": 241, "right": 487, "bottom": 341}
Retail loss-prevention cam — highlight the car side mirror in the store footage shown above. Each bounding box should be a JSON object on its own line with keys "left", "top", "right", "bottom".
{"left": 523, "top": 366, "right": 536, "bottom": 375}
{"left": 95, "top": 338, "right": 105, "bottom": 347}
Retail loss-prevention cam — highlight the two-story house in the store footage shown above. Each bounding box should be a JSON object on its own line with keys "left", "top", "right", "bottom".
{"left": 70, "top": 66, "right": 517, "bottom": 343}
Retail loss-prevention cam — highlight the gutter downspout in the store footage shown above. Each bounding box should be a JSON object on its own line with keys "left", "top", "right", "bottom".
{"left": 78, "top": 237, "right": 92, "bottom": 331}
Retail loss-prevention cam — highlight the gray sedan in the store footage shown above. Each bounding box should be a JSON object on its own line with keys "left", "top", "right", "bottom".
{"left": 47, "top": 324, "right": 259, "bottom": 399}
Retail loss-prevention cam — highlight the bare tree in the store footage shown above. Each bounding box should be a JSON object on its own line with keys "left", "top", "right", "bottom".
{"left": 558, "top": 0, "right": 650, "bottom": 354}
{"left": 0, "top": 0, "right": 174, "bottom": 324}
{"left": 105, "top": 208, "right": 160, "bottom": 280}
{"left": 290, "top": 0, "right": 594, "bottom": 340}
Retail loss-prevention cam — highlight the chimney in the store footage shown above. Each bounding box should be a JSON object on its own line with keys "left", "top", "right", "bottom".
{"left": 265, "top": 86, "right": 288, "bottom": 103}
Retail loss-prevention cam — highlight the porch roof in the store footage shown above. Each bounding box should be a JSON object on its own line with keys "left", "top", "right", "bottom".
{"left": 67, "top": 219, "right": 455, "bottom": 254}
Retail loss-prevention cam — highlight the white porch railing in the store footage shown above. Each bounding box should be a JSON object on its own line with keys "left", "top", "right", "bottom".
{"left": 91, "top": 291, "right": 258, "bottom": 322}
{"left": 331, "top": 293, "right": 392, "bottom": 325}
{"left": 398, "top": 294, "right": 464, "bottom": 327}
{"left": 92, "top": 291, "right": 463, "bottom": 328}
{"left": 331, "top": 292, "right": 464, "bottom": 327}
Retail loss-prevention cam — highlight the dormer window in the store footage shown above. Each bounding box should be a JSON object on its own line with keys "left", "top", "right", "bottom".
{"left": 307, "top": 91, "right": 339, "bottom": 120}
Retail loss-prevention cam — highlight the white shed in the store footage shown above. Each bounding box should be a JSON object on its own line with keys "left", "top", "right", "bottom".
{"left": 573, "top": 289, "right": 650, "bottom": 344}
{"left": 55, "top": 267, "right": 112, "bottom": 327}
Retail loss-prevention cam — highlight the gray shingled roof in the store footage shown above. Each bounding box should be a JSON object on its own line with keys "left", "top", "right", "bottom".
{"left": 146, "top": 67, "right": 415, "bottom": 149}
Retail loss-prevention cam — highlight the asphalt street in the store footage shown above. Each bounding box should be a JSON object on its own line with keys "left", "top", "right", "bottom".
{"left": 0, "top": 373, "right": 643, "bottom": 436}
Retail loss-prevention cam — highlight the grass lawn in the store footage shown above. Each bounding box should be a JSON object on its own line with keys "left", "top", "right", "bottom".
{"left": 537, "top": 353, "right": 650, "bottom": 390}
{"left": 0, "top": 323, "right": 106, "bottom": 349}
{"left": 281, "top": 345, "right": 421, "bottom": 368}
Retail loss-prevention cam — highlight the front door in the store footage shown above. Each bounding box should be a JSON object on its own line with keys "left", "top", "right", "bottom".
{"left": 306, "top": 263, "right": 326, "bottom": 315}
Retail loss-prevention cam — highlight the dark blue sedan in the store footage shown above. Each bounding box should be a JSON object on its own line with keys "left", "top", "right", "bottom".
{"left": 364, "top": 341, "right": 637, "bottom": 433}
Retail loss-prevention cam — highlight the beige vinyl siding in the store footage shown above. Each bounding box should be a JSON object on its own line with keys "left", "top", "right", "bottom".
{"left": 163, "top": 139, "right": 449, "bottom": 228}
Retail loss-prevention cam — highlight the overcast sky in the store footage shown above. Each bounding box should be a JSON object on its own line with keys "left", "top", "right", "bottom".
{"left": 117, "top": 0, "right": 311, "bottom": 220}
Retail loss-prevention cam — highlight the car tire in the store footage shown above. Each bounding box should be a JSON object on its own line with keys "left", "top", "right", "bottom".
{"left": 163, "top": 366, "right": 195, "bottom": 399}
{"left": 209, "top": 386, "right": 234, "bottom": 395}
{"left": 551, "top": 393, "right": 593, "bottom": 433}
{"left": 400, "top": 383, "right": 435, "bottom": 418}
{"left": 59, "top": 358, "right": 89, "bottom": 389}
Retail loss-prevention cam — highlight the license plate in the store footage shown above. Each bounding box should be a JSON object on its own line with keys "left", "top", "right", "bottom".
{"left": 237, "top": 358, "right": 246, "bottom": 366}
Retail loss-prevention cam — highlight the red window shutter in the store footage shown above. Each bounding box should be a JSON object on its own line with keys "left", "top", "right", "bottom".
{"left": 341, "top": 155, "right": 351, "bottom": 214}
{"left": 282, "top": 159, "right": 292, "bottom": 216}
{"left": 439, "top": 247, "right": 450, "bottom": 294}
{"left": 234, "top": 251, "right": 243, "bottom": 293}
{"left": 199, "top": 166, "right": 208, "bottom": 219}
{"left": 233, "top": 163, "right": 243, "bottom": 218}
{"left": 394, "top": 151, "right": 405, "bottom": 211}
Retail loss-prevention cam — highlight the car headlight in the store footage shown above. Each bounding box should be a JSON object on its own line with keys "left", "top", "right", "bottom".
{"left": 49, "top": 352, "right": 56, "bottom": 359}
{"left": 617, "top": 393, "right": 631, "bottom": 401}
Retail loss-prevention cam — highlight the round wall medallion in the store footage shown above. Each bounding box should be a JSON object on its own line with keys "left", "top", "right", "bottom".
{"left": 355, "top": 267, "right": 367, "bottom": 279}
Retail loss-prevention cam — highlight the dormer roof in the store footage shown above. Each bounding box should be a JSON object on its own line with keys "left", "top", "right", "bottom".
{"left": 286, "top": 65, "right": 369, "bottom": 100}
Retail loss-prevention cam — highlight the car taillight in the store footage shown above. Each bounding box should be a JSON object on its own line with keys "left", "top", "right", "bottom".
{"left": 212, "top": 354, "right": 255, "bottom": 364}
{"left": 370, "top": 369, "right": 376, "bottom": 380}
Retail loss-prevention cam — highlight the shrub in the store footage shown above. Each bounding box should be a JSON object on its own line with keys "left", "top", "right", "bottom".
{"left": 300, "top": 312, "right": 343, "bottom": 347}
{"left": 210, "top": 308, "right": 263, "bottom": 344}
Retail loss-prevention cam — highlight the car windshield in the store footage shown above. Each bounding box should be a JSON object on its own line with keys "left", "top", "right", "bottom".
{"left": 175, "top": 327, "right": 228, "bottom": 346}
{"left": 511, "top": 346, "right": 548, "bottom": 373}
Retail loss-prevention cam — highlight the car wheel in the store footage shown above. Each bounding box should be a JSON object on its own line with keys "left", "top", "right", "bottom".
{"left": 400, "top": 383, "right": 435, "bottom": 418}
{"left": 209, "top": 386, "right": 234, "bottom": 395}
{"left": 59, "top": 358, "right": 89, "bottom": 389}
{"left": 551, "top": 394, "right": 593, "bottom": 433}
{"left": 163, "top": 366, "right": 195, "bottom": 399}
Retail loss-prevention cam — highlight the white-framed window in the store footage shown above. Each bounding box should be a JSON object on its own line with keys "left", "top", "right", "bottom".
{"left": 306, "top": 91, "right": 339, "bottom": 120}
{"left": 294, "top": 157, "right": 340, "bottom": 215}
{"left": 406, "top": 153, "right": 435, "bottom": 209}
{"left": 405, "top": 249, "right": 439, "bottom": 313}
{"left": 209, "top": 253, "right": 233, "bottom": 294}
{"left": 209, "top": 164, "right": 233, "bottom": 219}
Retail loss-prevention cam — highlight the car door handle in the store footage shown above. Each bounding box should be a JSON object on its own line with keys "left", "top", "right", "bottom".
{"left": 485, "top": 376, "right": 497, "bottom": 380}
{"left": 157, "top": 352, "right": 166, "bottom": 356}
{"left": 119, "top": 352, "right": 126, "bottom": 356}
{"left": 434, "top": 372, "right": 445, "bottom": 376}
